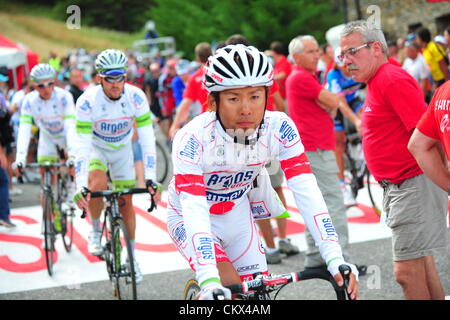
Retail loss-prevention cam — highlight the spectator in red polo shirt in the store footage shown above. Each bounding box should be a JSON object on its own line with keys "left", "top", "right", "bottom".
{"left": 270, "top": 41, "right": 292, "bottom": 102}
{"left": 169, "top": 42, "right": 212, "bottom": 139}
{"left": 286, "top": 35, "right": 363, "bottom": 272}
{"left": 409, "top": 80, "right": 450, "bottom": 191}
{"left": 340, "top": 20, "right": 447, "bottom": 300}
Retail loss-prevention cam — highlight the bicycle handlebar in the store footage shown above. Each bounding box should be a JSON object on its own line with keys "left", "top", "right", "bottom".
{"left": 16, "top": 162, "right": 72, "bottom": 184}
{"left": 80, "top": 187, "right": 157, "bottom": 219}
{"left": 223, "top": 264, "right": 353, "bottom": 299}
{"left": 88, "top": 188, "right": 150, "bottom": 198}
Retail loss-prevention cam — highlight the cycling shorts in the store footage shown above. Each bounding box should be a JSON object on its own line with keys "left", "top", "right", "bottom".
{"left": 167, "top": 190, "right": 268, "bottom": 282}
{"left": 334, "top": 98, "right": 364, "bottom": 132}
{"left": 88, "top": 144, "right": 136, "bottom": 189}
{"left": 37, "top": 134, "right": 66, "bottom": 164}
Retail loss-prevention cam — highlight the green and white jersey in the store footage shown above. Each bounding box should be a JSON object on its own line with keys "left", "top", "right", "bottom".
{"left": 16, "top": 86, "right": 76, "bottom": 163}
{"left": 74, "top": 83, "right": 156, "bottom": 188}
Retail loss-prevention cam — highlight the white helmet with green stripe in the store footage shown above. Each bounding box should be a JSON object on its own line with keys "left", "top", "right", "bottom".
{"left": 30, "top": 63, "right": 56, "bottom": 82}
{"left": 95, "top": 49, "right": 128, "bottom": 76}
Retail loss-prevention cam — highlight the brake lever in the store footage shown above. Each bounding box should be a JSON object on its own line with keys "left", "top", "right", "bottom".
{"left": 80, "top": 187, "right": 90, "bottom": 219}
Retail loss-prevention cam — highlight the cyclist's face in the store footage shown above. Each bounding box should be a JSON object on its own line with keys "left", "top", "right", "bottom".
{"left": 98, "top": 75, "right": 125, "bottom": 99}
{"left": 213, "top": 86, "right": 266, "bottom": 131}
{"left": 34, "top": 80, "right": 54, "bottom": 100}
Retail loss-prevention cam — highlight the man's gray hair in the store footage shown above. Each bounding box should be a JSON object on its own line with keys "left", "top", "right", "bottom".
{"left": 340, "top": 20, "right": 388, "bottom": 56}
{"left": 288, "top": 35, "right": 318, "bottom": 56}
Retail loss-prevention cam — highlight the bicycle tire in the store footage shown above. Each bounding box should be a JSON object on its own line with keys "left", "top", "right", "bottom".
{"left": 102, "top": 211, "right": 114, "bottom": 282}
{"left": 58, "top": 177, "right": 74, "bottom": 252}
{"left": 61, "top": 208, "right": 74, "bottom": 252}
{"left": 43, "top": 194, "right": 55, "bottom": 276}
{"left": 366, "top": 170, "right": 382, "bottom": 217}
{"left": 156, "top": 140, "right": 169, "bottom": 184}
{"left": 183, "top": 278, "right": 200, "bottom": 300}
{"left": 113, "top": 219, "right": 137, "bottom": 300}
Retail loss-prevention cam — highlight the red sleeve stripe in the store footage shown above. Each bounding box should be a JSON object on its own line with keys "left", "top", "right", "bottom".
{"left": 175, "top": 174, "right": 206, "bottom": 196}
{"left": 280, "top": 153, "right": 313, "bottom": 180}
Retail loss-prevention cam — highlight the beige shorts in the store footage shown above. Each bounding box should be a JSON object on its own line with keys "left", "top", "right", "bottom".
{"left": 383, "top": 174, "right": 448, "bottom": 261}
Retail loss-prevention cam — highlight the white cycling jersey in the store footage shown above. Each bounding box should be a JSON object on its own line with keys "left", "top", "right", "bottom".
{"left": 16, "top": 86, "right": 76, "bottom": 164}
{"left": 168, "top": 110, "right": 345, "bottom": 287}
{"left": 74, "top": 83, "right": 156, "bottom": 188}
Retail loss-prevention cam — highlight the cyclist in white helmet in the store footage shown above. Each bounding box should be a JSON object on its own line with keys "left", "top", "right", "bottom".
{"left": 14, "top": 63, "right": 76, "bottom": 213}
{"left": 167, "top": 44, "right": 359, "bottom": 300}
{"left": 72, "top": 49, "right": 161, "bottom": 283}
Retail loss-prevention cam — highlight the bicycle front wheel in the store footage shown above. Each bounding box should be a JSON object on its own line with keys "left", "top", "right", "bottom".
{"left": 112, "top": 219, "right": 137, "bottom": 300}
{"left": 183, "top": 278, "right": 200, "bottom": 300}
{"left": 43, "top": 195, "right": 56, "bottom": 276}
{"left": 61, "top": 208, "right": 74, "bottom": 252}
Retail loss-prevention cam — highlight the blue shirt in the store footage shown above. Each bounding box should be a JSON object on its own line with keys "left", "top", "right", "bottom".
{"left": 172, "top": 76, "right": 186, "bottom": 107}
{"left": 326, "top": 69, "right": 363, "bottom": 103}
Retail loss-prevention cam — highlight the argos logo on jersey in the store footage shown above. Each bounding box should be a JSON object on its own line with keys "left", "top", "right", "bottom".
{"left": 250, "top": 201, "right": 271, "bottom": 219}
{"left": 177, "top": 133, "right": 202, "bottom": 165}
{"left": 94, "top": 118, "right": 132, "bottom": 137}
{"left": 314, "top": 213, "right": 338, "bottom": 242}
{"left": 277, "top": 120, "right": 298, "bottom": 147}
{"left": 193, "top": 234, "right": 215, "bottom": 266}
{"left": 39, "top": 116, "right": 64, "bottom": 135}
{"left": 206, "top": 170, "right": 254, "bottom": 189}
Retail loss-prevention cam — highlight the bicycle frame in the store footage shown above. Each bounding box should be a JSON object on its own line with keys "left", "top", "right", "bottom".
{"left": 81, "top": 188, "right": 152, "bottom": 300}
{"left": 225, "top": 266, "right": 350, "bottom": 300}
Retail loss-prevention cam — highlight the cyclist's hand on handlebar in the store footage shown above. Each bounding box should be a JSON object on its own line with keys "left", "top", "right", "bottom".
{"left": 73, "top": 187, "right": 90, "bottom": 211}
{"left": 198, "top": 282, "right": 232, "bottom": 300}
{"left": 12, "top": 161, "right": 25, "bottom": 177}
{"left": 146, "top": 179, "right": 161, "bottom": 203}
{"left": 329, "top": 261, "right": 359, "bottom": 300}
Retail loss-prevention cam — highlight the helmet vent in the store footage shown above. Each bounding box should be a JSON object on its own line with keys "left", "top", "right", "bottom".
{"left": 217, "top": 57, "right": 239, "bottom": 78}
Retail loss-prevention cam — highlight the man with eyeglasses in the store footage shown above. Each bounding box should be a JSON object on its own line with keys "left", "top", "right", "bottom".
{"left": 72, "top": 49, "right": 161, "bottom": 284}
{"left": 286, "top": 35, "right": 362, "bottom": 273}
{"left": 340, "top": 20, "right": 448, "bottom": 300}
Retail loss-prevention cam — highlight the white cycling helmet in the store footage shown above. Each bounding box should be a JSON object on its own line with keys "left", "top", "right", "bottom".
{"left": 203, "top": 44, "right": 273, "bottom": 92}
{"left": 30, "top": 63, "right": 56, "bottom": 82}
{"left": 95, "top": 49, "right": 128, "bottom": 76}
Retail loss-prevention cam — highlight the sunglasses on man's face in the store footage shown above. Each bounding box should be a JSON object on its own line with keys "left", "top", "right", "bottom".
{"left": 103, "top": 75, "right": 126, "bottom": 83}
{"left": 37, "top": 82, "right": 54, "bottom": 89}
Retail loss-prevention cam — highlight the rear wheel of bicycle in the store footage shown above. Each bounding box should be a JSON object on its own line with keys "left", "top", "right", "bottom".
{"left": 183, "top": 278, "right": 200, "bottom": 300}
{"left": 366, "top": 170, "right": 382, "bottom": 217}
{"left": 156, "top": 140, "right": 169, "bottom": 184}
{"left": 61, "top": 208, "right": 74, "bottom": 252}
{"left": 112, "top": 219, "right": 137, "bottom": 300}
{"left": 43, "top": 195, "right": 56, "bottom": 276}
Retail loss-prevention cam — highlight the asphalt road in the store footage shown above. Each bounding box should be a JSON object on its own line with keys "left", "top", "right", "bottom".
{"left": 1, "top": 126, "right": 450, "bottom": 301}
{"left": 2, "top": 178, "right": 450, "bottom": 301}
